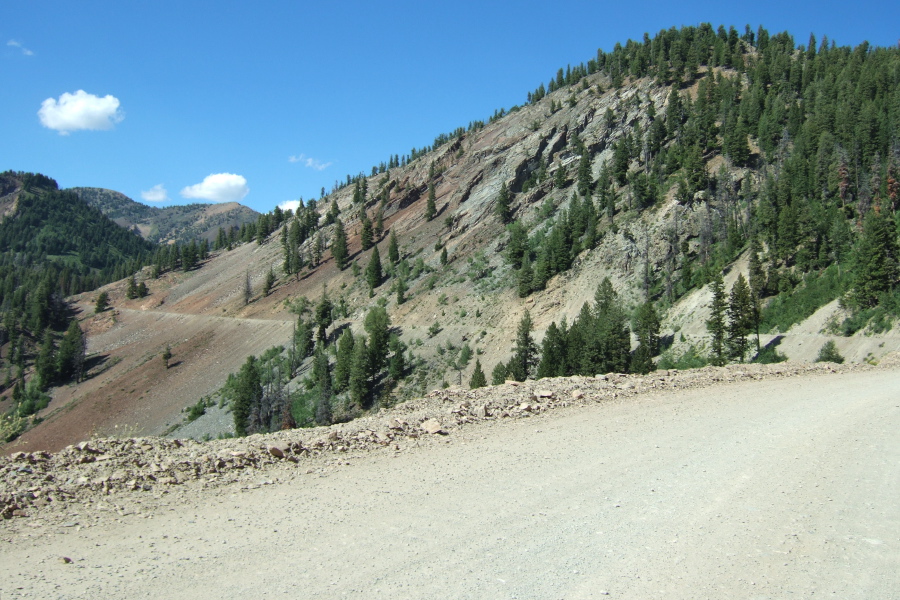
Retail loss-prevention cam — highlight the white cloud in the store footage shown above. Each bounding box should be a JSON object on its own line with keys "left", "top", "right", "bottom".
{"left": 38, "top": 90, "right": 123, "bottom": 135}
{"left": 7, "top": 40, "right": 34, "bottom": 56}
{"left": 141, "top": 184, "right": 169, "bottom": 203}
{"left": 289, "top": 153, "right": 332, "bottom": 171}
{"left": 180, "top": 173, "right": 249, "bottom": 203}
{"left": 278, "top": 200, "right": 302, "bottom": 213}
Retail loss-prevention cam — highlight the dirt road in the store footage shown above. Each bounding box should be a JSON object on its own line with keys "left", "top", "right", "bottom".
{"left": 2, "top": 369, "right": 898, "bottom": 599}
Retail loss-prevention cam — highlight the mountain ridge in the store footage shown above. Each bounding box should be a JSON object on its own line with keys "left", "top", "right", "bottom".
{"left": 71, "top": 187, "right": 259, "bottom": 245}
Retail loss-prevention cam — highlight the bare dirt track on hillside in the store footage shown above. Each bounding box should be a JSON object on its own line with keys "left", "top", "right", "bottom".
{"left": 2, "top": 368, "right": 898, "bottom": 599}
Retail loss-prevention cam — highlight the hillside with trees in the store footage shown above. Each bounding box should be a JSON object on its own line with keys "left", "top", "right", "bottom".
{"left": 5, "top": 23, "right": 900, "bottom": 449}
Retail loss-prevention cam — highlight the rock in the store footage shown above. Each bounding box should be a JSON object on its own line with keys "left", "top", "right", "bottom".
{"left": 267, "top": 445, "right": 285, "bottom": 459}
{"left": 59, "top": 556, "right": 73, "bottom": 564}
{"left": 420, "top": 419, "right": 444, "bottom": 434}
{"left": 504, "top": 380, "right": 520, "bottom": 386}
{"left": 534, "top": 389, "right": 555, "bottom": 399}
{"left": 571, "top": 389, "right": 585, "bottom": 399}
{"left": 519, "top": 403, "right": 533, "bottom": 412}
{"left": 595, "top": 374, "right": 608, "bottom": 380}
{"left": 9, "top": 452, "right": 27, "bottom": 461}
{"left": 474, "top": 405, "right": 489, "bottom": 418}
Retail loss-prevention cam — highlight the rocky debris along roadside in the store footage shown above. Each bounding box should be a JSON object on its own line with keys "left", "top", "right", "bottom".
{"left": 1, "top": 360, "right": 888, "bottom": 523}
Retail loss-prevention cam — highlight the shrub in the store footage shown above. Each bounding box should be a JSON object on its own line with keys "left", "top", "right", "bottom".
{"left": 815, "top": 340, "right": 845, "bottom": 364}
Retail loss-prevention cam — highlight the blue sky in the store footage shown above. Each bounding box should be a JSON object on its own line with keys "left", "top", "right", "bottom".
{"left": 2, "top": 0, "right": 898, "bottom": 214}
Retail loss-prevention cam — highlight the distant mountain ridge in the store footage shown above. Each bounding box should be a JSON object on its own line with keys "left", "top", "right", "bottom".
{"left": 71, "top": 187, "right": 259, "bottom": 245}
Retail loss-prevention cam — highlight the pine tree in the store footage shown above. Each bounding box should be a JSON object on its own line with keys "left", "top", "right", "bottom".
{"left": 360, "top": 209, "right": 373, "bottom": 250}
{"left": 162, "top": 345, "right": 172, "bottom": 369}
{"left": 517, "top": 254, "right": 534, "bottom": 298}
{"left": 727, "top": 274, "right": 753, "bottom": 361}
{"left": 313, "top": 345, "right": 333, "bottom": 426}
{"left": 469, "top": 358, "right": 487, "bottom": 389}
{"left": 537, "top": 321, "right": 567, "bottom": 378}
{"left": 364, "top": 305, "right": 391, "bottom": 373}
{"left": 332, "top": 219, "right": 349, "bottom": 269}
{"left": 590, "top": 278, "right": 631, "bottom": 374}
{"left": 395, "top": 277, "right": 407, "bottom": 304}
{"left": 95, "top": 292, "right": 109, "bottom": 314}
{"left": 243, "top": 271, "right": 252, "bottom": 305}
{"left": 263, "top": 267, "right": 276, "bottom": 296}
{"left": 495, "top": 182, "right": 512, "bottom": 223}
{"left": 233, "top": 356, "right": 262, "bottom": 437}
{"left": 491, "top": 362, "right": 508, "bottom": 385}
{"left": 706, "top": 274, "right": 727, "bottom": 365}
{"left": 333, "top": 329, "right": 355, "bottom": 392}
{"left": 425, "top": 183, "right": 437, "bottom": 221}
{"left": 631, "top": 301, "right": 660, "bottom": 374}
{"left": 366, "top": 246, "right": 383, "bottom": 294}
{"left": 374, "top": 209, "right": 384, "bottom": 240}
{"left": 388, "top": 336, "right": 406, "bottom": 381}
{"left": 577, "top": 151, "right": 593, "bottom": 197}
{"left": 314, "top": 293, "right": 333, "bottom": 342}
{"left": 57, "top": 321, "right": 85, "bottom": 382}
{"left": 851, "top": 207, "right": 899, "bottom": 308}
{"left": 126, "top": 275, "right": 138, "bottom": 299}
{"left": 508, "top": 311, "right": 538, "bottom": 381}
{"left": 388, "top": 231, "right": 400, "bottom": 264}
{"left": 349, "top": 336, "right": 371, "bottom": 408}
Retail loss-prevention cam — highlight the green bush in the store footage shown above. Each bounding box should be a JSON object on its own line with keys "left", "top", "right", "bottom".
{"left": 753, "top": 345, "right": 787, "bottom": 364}
{"left": 815, "top": 340, "right": 845, "bottom": 364}
{"left": 657, "top": 345, "right": 709, "bottom": 370}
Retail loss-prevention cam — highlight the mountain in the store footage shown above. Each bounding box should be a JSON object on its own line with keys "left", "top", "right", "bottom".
{"left": 72, "top": 187, "right": 259, "bottom": 245}
{"left": 5, "top": 23, "right": 900, "bottom": 452}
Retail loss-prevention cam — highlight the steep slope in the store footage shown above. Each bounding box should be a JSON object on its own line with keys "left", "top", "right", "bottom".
{"left": 5, "top": 24, "right": 900, "bottom": 451}
{"left": 72, "top": 187, "right": 259, "bottom": 244}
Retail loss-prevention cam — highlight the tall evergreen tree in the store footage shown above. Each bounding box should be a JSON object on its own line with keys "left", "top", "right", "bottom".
{"left": 360, "top": 209, "right": 373, "bottom": 251}
{"left": 851, "top": 208, "right": 898, "bottom": 308}
{"left": 727, "top": 274, "right": 753, "bottom": 361}
{"left": 495, "top": 182, "right": 512, "bottom": 224}
{"left": 364, "top": 305, "right": 391, "bottom": 373}
{"left": 232, "top": 356, "right": 262, "bottom": 437}
{"left": 425, "top": 183, "right": 437, "bottom": 221}
{"left": 366, "top": 245, "right": 383, "bottom": 293}
{"left": 313, "top": 345, "right": 333, "bottom": 426}
{"left": 508, "top": 311, "right": 538, "bottom": 381}
{"left": 388, "top": 231, "right": 400, "bottom": 264}
{"left": 332, "top": 219, "right": 349, "bottom": 269}
{"left": 469, "top": 358, "right": 487, "bottom": 389}
{"left": 333, "top": 329, "right": 355, "bottom": 392}
{"left": 349, "top": 336, "right": 371, "bottom": 408}
{"left": 706, "top": 274, "right": 727, "bottom": 366}
{"left": 631, "top": 301, "right": 660, "bottom": 374}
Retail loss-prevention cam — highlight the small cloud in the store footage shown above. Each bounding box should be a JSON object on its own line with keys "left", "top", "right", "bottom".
{"left": 181, "top": 173, "right": 249, "bottom": 203}
{"left": 289, "top": 153, "right": 332, "bottom": 171}
{"left": 278, "top": 200, "right": 302, "bottom": 213}
{"left": 7, "top": 40, "right": 34, "bottom": 56}
{"left": 38, "top": 90, "right": 123, "bottom": 135}
{"left": 141, "top": 184, "right": 169, "bottom": 203}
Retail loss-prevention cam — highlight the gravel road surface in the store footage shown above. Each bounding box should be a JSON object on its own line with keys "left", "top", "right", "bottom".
{"left": 2, "top": 368, "right": 898, "bottom": 599}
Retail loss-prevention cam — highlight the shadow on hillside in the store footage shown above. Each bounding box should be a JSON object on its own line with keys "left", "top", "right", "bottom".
{"left": 82, "top": 354, "right": 110, "bottom": 380}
